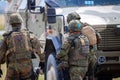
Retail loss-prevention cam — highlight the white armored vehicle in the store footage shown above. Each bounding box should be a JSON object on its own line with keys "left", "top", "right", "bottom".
{"left": 5, "top": 0, "right": 120, "bottom": 80}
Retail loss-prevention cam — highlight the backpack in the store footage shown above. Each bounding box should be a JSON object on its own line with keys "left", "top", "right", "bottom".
{"left": 7, "top": 31, "right": 32, "bottom": 54}
{"left": 81, "top": 25, "right": 97, "bottom": 45}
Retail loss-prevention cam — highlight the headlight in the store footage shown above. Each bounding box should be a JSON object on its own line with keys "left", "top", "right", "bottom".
{"left": 117, "top": 25, "right": 120, "bottom": 28}
{"left": 114, "top": 25, "right": 120, "bottom": 36}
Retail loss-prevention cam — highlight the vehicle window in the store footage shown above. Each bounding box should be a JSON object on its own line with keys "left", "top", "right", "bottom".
{"left": 46, "top": 0, "right": 120, "bottom": 7}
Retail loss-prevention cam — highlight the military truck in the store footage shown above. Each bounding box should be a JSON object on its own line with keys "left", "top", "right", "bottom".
{"left": 4, "top": 0, "right": 120, "bottom": 80}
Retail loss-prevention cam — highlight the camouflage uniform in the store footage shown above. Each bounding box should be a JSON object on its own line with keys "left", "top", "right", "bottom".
{"left": 57, "top": 20, "right": 89, "bottom": 80}
{"left": 67, "top": 12, "right": 99, "bottom": 80}
{"left": 0, "top": 13, "right": 44, "bottom": 80}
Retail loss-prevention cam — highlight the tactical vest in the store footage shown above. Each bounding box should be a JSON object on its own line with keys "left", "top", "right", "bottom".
{"left": 68, "top": 35, "right": 89, "bottom": 67}
{"left": 6, "top": 31, "right": 33, "bottom": 61}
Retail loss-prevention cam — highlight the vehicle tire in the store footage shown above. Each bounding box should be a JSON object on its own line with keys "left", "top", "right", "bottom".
{"left": 46, "top": 53, "right": 58, "bottom": 80}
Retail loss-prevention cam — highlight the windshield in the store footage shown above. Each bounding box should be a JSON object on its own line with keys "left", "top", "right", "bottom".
{"left": 46, "top": 0, "right": 120, "bottom": 7}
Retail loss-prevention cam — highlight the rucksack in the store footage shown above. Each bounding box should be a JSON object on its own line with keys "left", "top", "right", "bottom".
{"left": 81, "top": 25, "right": 97, "bottom": 45}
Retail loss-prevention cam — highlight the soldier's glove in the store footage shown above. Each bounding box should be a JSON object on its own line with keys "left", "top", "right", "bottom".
{"left": 34, "top": 67, "right": 43, "bottom": 75}
{"left": 39, "top": 62, "right": 44, "bottom": 74}
{"left": 34, "top": 67, "right": 41, "bottom": 74}
{"left": 0, "top": 69, "right": 3, "bottom": 77}
{"left": 40, "top": 53, "right": 45, "bottom": 62}
{"left": 57, "top": 61, "right": 69, "bottom": 70}
{"left": 56, "top": 50, "right": 66, "bottom": 59}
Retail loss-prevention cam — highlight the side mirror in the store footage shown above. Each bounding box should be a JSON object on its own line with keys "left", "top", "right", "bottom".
{"left": 27, "top": 0, "right": 45, "bottom": 13}
{"left": 47, "top": 8, "right": 56, "bottom": 23}
{"left": 27, "top": 0, "right": 36, "bottom": 10}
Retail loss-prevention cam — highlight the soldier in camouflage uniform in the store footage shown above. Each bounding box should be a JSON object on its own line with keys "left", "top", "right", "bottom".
{"left": 0, "top": 13, "right": 44, "bottom": 80}
{"left": 67, "top": 12, "right": 101, "bottom": 80}
{"left": 57, "top": 20, "right": 89, "bottom": 80}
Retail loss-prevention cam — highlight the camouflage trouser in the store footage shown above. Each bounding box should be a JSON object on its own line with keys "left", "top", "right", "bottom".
{"left": 88, "top": 51, "right": 97, "bottom": 70}
{"left": 86, "top": 45, "right": 97, "bottom": 80}
{"left": 5, "top": 60, "right": 34, "bottom": 80}
{"left": 69, "top": 66, "right": 88, "bottom": 80}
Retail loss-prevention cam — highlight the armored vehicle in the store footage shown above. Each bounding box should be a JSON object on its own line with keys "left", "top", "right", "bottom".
{"left": 4, "top": 0, "right": 120, "bottom": 80}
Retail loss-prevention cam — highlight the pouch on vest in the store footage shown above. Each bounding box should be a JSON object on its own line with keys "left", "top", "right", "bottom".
{"left": 79, "top": 35, "right": 90, "bottom": 57}
{"left": 10, "top": 31, "right": 32, "bottom": 53}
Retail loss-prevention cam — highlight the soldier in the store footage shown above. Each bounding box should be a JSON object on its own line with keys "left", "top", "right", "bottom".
{"left": 57, "top": 20, "right": 89, "bottom": 80}
{"left": 0, "top": 65, "right": 3, "bottom": 77}
{"left": 0, "top": 13, "right": 44, "bottom": 80}
{"left": 67, "top": 12, "right": 102, "bottom": 80}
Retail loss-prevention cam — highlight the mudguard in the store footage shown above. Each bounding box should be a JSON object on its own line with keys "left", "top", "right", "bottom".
{"left": 47, "top": 36, "right": 62, "bottom": 53}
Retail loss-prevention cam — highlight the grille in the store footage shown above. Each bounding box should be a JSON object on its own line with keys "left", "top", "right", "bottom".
{"left": 94, "top": 25, "right": 120, "bottom": 51}
{"left": 106, "top": 56, "right": 119, "bottom": 62}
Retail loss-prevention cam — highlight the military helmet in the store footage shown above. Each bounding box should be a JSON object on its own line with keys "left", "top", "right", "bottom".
{"left": 9, "top": 13, "right": 23, "bottom": 24}
{"left": 68, "top": 20, "right": 82, "bottom": 32}
{"left": 67, "top": 12, "right": 81, "bottom": 23}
